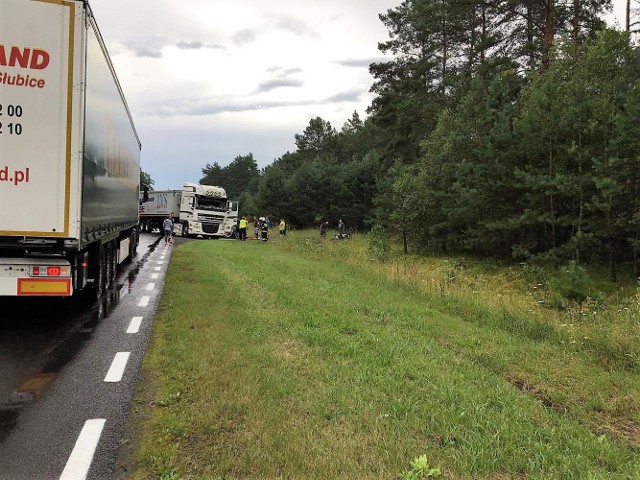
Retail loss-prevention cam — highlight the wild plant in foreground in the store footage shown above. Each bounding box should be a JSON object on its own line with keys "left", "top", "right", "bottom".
{"left": 399, "top": 455, "right": 442, "bottom": 479}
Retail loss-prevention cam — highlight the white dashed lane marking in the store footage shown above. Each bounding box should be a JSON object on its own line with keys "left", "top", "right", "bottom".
{"left": 104, "top": 352, "right": 131, "bottom": 383}
{"left": 59, "top": 419, "right": 106, "bottom": 480}
{"left": 127, "top": 316, "right": 143, "bottom": 334}
{"left": 151, "top": 273, "right": 159, "bottom": 279}
{"left": 138, "top": 296, "right": 150, "bottom": 307}
{"left": 61, "top": 240, "right": 170, "bottom": 479}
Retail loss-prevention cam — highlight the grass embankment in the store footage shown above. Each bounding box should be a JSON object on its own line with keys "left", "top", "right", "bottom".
{"left": 121, "top": 231, "right": 640, "bottom": 479}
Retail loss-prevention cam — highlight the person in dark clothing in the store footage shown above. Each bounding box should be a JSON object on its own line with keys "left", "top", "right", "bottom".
{"left": 320, "top": 221, "right": 329, "bottom": 238}
{"left": 254, "top": 216, "right": 260, "bottom": 240}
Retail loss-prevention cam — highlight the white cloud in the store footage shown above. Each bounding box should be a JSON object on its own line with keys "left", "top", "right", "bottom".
{"left": 88, "top": 0, "right": 396, "bottom": 189}
{"left": 89, "top": 0, "right": 628, "bottom": 190}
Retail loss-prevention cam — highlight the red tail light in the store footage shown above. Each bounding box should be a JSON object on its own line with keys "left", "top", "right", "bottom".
{"left": 29, "top": 265, "right": 71, "bottom": 277}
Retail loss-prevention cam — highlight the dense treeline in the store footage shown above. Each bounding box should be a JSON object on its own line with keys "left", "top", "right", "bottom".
{"left": 200, "top": 0, "right": 640, "bottom": 277}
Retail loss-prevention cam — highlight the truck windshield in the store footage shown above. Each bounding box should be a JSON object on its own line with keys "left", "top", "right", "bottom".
{"left": 195, "top": 195, "right": 228, "bottom": 212}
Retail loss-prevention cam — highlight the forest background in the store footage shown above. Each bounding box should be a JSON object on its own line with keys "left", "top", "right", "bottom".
{"left": 142, "top": 0, "right": 640, "bottom": 280}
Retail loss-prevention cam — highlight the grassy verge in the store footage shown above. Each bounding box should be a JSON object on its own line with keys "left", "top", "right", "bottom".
{"left": 119, "top": 232, "right": 640, "bottom": 479}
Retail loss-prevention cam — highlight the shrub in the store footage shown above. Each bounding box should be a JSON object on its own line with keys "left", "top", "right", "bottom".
{"left": 551, "top": 262, "right": 594, "bottom": 305}
{"left": 368, "top": 224, "right": 390, "bottom": 261}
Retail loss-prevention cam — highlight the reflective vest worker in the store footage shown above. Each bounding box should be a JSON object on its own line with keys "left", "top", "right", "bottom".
{"left": 239, "top": 217, "right": 248, "bottom": 241}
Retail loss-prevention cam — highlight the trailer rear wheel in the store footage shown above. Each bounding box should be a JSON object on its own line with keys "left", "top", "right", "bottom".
{"left": 91, "top": 245, "right": 105, "bottom": 299}
{"left": 108, "top": 241, "right": 117, "bottom": 287}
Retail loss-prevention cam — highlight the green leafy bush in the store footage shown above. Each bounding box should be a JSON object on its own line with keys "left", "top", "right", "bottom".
{"left": 552, "top": 262, "right": 594, "bottom": 305}
{"left": 368, "top": 224, "right": 390, "bottom": 261}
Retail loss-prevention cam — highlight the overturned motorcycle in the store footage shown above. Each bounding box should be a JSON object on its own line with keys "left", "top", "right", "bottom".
{"left": 332, "top": 232, "right": 352, "bottom": 240}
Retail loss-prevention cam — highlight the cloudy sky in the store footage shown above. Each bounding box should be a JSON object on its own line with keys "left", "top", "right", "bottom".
{"left": 89, "top": 0, "right": 630, "bottom": 190}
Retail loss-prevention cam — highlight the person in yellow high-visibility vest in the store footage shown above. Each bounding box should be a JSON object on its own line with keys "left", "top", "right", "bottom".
{"left": 239, "top": 216, "right": 248, "bottom": 241}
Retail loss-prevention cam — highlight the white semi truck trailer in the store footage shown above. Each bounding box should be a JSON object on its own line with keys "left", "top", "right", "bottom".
{"left": 139, "top": 183, "right": 238, "bottom": 239}
{"left": 0, "top": 0, "right": 141, "bottom": 297}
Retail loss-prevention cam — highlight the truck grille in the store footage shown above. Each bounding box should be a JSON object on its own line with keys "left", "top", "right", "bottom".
{"left": 202, "top": 222, "right": 220, "bottom": 234}
{"left": 199, "top": 214, "right": 222, "bottom": 222}
{"left": 197, "top": 214, "right": 223, "bottom": 234}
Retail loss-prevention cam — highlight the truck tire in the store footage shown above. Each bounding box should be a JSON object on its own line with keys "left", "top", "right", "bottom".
{"left": 104, "top": 243, "right": 111, "bottom": 289}
{"left": 108, "top": 241, "right": 117, "bottom": 287}
{"left": 90, "top": 245, "right": 105, "bottom": 299}
{"left": 182, "top": 223, "right": 189, "bottom": 237}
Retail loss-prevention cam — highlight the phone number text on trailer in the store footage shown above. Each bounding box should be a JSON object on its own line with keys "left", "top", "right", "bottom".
{"left": 0, "top": 104, "right": 24, "bottom": 135}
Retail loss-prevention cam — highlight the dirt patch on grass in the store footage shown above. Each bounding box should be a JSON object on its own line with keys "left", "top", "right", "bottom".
{"left": 274, "top": 338, "right": 303, "bottom": 360}
{"left": 505, "top": 374, "right": 640, "bottom": 448}
{"left": 505, "top": 374, "right": 566, "bottom": 412}
{"left": 590, "top": 414, "right": 640, "bottom": 448}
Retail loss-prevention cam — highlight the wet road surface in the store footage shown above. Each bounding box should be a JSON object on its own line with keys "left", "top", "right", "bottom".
{"left": 0, "top": 233, "right": 171, "bottom": 479}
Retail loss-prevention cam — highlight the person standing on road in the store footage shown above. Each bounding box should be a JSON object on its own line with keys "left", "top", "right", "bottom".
{"left": 163, "top": 215, "right": 174, "bottom": 244}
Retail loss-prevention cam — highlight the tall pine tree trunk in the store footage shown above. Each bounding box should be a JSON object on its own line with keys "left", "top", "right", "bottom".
{"left": 572, "top": 0, "right": 580, "bottom": 61}
{"left": 576, "top": 133, "right": 583, "bottom": 264}
{"left": 403, "top": 228, "right": 408, "bottom": 254}
{"left": 548, "top": 135, "right": 557, "bottom": 252}
{"left": 627, "top": 0, "right": 631, "bottom": 32}
{"left": 542, "top": 0, "right": 555, "bottom": 70}
{"left": 527, "top": 2, "right": 535, "bottom": 69}
{"left": 636, "top": 180, "right": 640, "bottom": 278}
{"left": 441, "top": 13, "right": 448, "bottom": 97}
{"left": 609, "top": 233, "right": 617, "bottom": 282}
{"left": 481, "top": 3, "right": 487, "bottom": 64}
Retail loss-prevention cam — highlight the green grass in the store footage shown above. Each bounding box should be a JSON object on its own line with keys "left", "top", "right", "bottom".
{"left": 120, "top": 232, "right": 640, "bottom": 479}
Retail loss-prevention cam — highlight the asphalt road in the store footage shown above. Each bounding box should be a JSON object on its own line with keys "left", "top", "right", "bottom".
{"left": 0, "top": 233, "right": 171, "bottom": 480}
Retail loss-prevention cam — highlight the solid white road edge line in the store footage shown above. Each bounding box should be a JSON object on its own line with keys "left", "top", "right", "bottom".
{"left": 127, "top": 316, "right": 143, "bottom": 334}
{"left": 138, "top": 296, "right": 150, "bottom": 307}
{"left": 59, "top": 418, "right": 106, "bottom": 480}
{"left": 104, "top": 352, "right": 131, "bottom": 383}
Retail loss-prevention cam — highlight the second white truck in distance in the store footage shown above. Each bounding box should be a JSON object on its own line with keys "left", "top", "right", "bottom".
{"left": 139, "top": 182, "right": 238, "bottom": 238}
